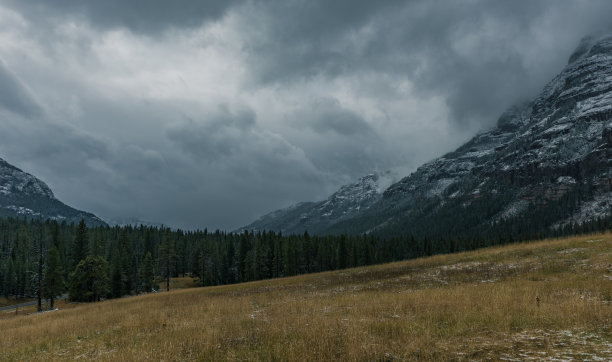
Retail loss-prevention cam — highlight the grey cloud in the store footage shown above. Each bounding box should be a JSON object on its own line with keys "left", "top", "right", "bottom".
{"left": 285, "top": 98, "right": 391, "bottom": 179}
{"left": 294, "top": 98, "right": 375, "bottom": 136}
{"left": 0, "top": 60, "right": 43, "bottom": 117}
{"left": 2, "top": 1, "right": 612, "bottom": 230}
{"left": 241, "top": 0, "right": 612, "bottom": 127}
{"left": 0, "top": 111, "right": 111, "bottom": 178}
{"left": 34, "top": 125, "right": 109, "bottom": 162}
{"left": 166, "top": 107, "right": 257, "bottom": 162}
{"left": 242, "top": 0, "right": 406, "bottom": 83}
{"left": 6, "top": 0, "right": 239, "bottom": 33}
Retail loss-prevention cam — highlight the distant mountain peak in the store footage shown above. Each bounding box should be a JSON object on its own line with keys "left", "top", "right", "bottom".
{"left": 0, "top": 157, "right": 105, "bottom": 226}
{"left": 0, "top": 157, "right": 55, "bottom": 200}
{"left": 238, "top": 170, "right": 398, "bottom": 234}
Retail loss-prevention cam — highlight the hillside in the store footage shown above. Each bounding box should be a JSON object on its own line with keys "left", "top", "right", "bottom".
{"left": 243, "top": 34, "right": 612, "bottom": 238}
{"left": 2, "top": 233, "right": 611, "bottom": 360}
{"left": 0, "top": 157, "right": 105, "bottom": 226}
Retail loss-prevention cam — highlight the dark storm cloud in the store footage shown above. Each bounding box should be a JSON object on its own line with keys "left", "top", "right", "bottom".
{"left": 4, "top": 0, "right": 239, "bottom": 33}
{"left": 242, "top": 0, "right": 612, "bottom": 126}
{"left": 166, "top": 106, "right": 257, "bottom": 162}
{"left": 286, "top": 98, "right": 391, "bottom": 177}
{"left": 2, "top": 0, "right": 612, "bottom": 230}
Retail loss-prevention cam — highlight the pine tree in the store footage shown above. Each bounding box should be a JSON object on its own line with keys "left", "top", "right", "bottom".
{"left": 238, "top": 233, "right": 249, "bottom": 281}
{"left": 36, "top": 219, "right": 45, "bottom": 312}
{"left": 71, "top": 219, "right": 89, "bottom": 270}
{"left": 110, "top": 249, "right": 124, "bottom": 298}
{"left": 337, "top": 236, "right": 347, "bottom": 270}
{"left": 43, "top": 246, "right": 63, "bottom": 309}
{"left": 158, "top": 229, "right": 176, "bottom": 292}
{"left": 139, "top": 252, "right": 155, "bottom": 293}
{"left": 90, "top": 229, "right": 104, "bottom": 257}
{"left": 3, "top": 257, "right": 15, "bottom": 297}
{"left": 68, "top": 255, "right": 109, "bottom": 302}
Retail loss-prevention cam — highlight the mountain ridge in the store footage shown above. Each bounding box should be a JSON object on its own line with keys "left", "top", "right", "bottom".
{"left": 238, "top": 171, "right": 398, "bottom": 234}
{"left": 0, "top": 157, "right": 106, "bottom": 226}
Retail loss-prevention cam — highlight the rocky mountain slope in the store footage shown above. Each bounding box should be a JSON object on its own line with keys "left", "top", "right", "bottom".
{"left": 0, "top": 157, "right": 106, "bottom": 226}
{"left": 243, "top": 35, "right": 612, "bottom": 237}
{"left": 239, "top": 171, "right": 397, "bottom": 234}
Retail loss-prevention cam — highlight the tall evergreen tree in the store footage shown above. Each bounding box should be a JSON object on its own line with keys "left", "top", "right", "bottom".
{"left": 43, "top": 246, "right": 63, "bottom": 309}
{"left": 68, "top": 255, "right": 109, "bottom": 302}
{"left": 36, "top": 219, "right": 45, "bottom": 312}
{"left": 110, "top": 249, "right": 124, "bottom": 298}
{"left": 71, "top": 219, "right": 89, "bottom": 270}
{"left": 90, "top": 229, "right": 104, "bottom": 258}
{"left": 158, "top": 229, "right": 176, "bottom": 292}
{"left": 3, "top": 257, "right": 15, "bottom": 297}
{"left": 139, "top": 252, "right": 155, "bottom": 293}
{"left": 337, "top": 236, "right": 347, "bottom": 270}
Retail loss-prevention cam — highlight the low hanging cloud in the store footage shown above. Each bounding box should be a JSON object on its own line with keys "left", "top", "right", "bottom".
{"left": 0, "top": 1, "right": 611, "bottom": 229}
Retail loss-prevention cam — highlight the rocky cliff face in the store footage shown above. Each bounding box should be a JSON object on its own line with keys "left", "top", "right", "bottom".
{"left": 0, "top": 157, "right": 106, "bottom": 226}
{"left": 243, "top": 35, "right": 612, "bottom": 237}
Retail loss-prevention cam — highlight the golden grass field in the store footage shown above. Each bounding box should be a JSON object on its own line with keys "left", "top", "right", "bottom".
{"left": 1, "top": 233, "right": 612, "bottom": 361}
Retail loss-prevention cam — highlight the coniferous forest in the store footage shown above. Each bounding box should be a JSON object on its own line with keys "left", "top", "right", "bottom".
{"left": 1, "top": 213, "right": 612, "bottom": 305}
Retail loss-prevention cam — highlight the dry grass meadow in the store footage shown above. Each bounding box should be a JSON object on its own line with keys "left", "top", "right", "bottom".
{"left": 1, "top": 233, "right": 612, "bottom": 360}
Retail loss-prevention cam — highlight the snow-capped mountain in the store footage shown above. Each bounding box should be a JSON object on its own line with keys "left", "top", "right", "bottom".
{"left": 243, "top": 35, "right": 612, "bottom": 237}
{"left": 239, "top": 171, "right": 398, "bottom": 234}
{"left": 0, "top": 157, "right": 106, "bottom": 226}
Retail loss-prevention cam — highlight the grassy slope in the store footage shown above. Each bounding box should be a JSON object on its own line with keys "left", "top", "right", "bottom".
{"left": 2, "top": 233, "right": 612, "bottom": 361}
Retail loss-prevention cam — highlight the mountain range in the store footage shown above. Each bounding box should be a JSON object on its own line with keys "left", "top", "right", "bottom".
{"left": 242, "top": 35, "right": 612, "bottom": 238}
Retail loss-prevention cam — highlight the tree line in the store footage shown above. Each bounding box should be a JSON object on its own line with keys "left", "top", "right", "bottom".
{"left": 1, "top": 212, "right": 611, "bottom": 307}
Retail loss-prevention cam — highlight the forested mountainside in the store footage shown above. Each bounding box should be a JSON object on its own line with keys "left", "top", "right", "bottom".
{"left": 0, "top": 158, "right": 105, "bottom": 226}
{"left": 244, "top": 35, "right": 612, "bottom": 239}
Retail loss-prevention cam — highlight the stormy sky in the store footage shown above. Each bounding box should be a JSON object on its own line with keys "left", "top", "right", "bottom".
{"left": 0, "top": 0, "right": 610, "bottom": 230}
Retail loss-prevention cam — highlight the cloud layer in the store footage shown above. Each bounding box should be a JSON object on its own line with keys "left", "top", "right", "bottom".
{"left": 0, "top": 0, "right": 611, "bottom": 229}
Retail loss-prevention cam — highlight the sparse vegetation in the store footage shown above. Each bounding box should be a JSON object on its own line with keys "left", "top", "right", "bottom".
{"left": 1, "top": 233, "right": 611, "bottom": 360}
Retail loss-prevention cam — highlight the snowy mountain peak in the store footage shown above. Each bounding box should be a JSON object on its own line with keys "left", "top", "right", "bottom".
{"left": 0, "top": 158, "right": 55, "bottom": 200}
{"left": 239, "top": 171, "right": 398, "bottom": 234}
{"left": 0, "top": 156, "right": 105, "bottom": 226}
